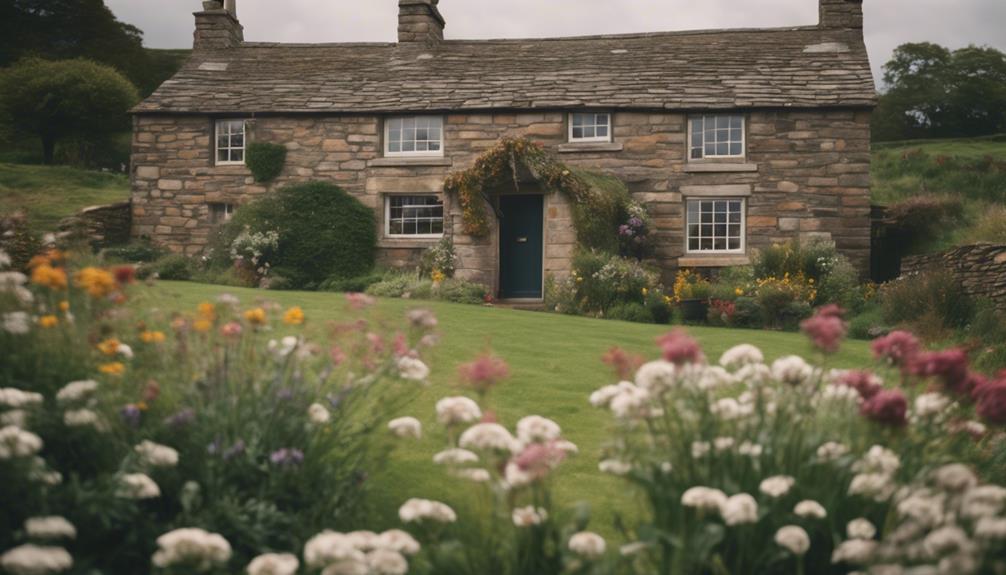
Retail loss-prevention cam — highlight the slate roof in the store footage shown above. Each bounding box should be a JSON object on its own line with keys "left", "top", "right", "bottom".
{"left": 133, "top": 26, "right": 876, "bottom": 115}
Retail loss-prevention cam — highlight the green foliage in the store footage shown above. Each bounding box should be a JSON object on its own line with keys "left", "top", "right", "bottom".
{"left": 102, "top": 240, "right": 164, "bottom": 264}
{"left": 0, "top": 211, "right": 41, "bottom": 271}
{"left": 0, "top": 162, "right": 129, "bottom": 229}
{"left": 0, "top": 58, "right": 139, "bottom": 164}
{"left": 963, "top": 205, "right": 1006, "bottom": 244}
{"left": 882, "top": 194, "right": 966, "bottom": 254}
{"left": 570, "top": 250, "right": 659, "bottom": 313}
{"left": 419, "top": 236, "right": 457, "bottom": 278}
{"left": 245, "top": 142, "right": 288, "bottom": 183}
{"left": 150, "top": 254, "right": 194, "bottom": 281}
{"left": 319, "top": 272, "right": 387, "bottom": 293}
{"left": 364, "top": 271, "right": 488, "bottom": 305}
{"left": 645, "top": 288, "right": 673, "bottom": 325}
{"left": 879, "top": 269, "right": 975, "bottom": 336}
{"left": 568, "top": 168, "right": 633, "bottom": 254}
{"left": 605, "top": 302, "right": 654, "bottom": 324}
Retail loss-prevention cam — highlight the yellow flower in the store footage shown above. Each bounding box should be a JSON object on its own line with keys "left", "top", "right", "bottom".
{"left": 642, "top": 287, "right": 649, "bottom": 296}
{"left": 99, "top": 362, "right": 125, "bottom": 376}
{"left": 75, "top": 267, "right": 116, "bottom": 298}
{"left": 58, "top": 301, "right": 70, "bottom": 312}
{"left": 38, "top": 315, "right": 59, "bottom": 328}
{"left": 431, "top": 270, "right": 446, "bottom": 284}
{"left": 97, "top": 338, "right": 121, "bottom": 356}
{"left": 734, "top": 288, "right": 744, "bottom": 297}
{"left": 283, "top": 306, "right": 305, "bottom": 325}
{"left": 193, "top": 319, "right": 213, "bottom": 333}
{"left": 140, "top": 331, "right": 166, "bottom": 344}
{"left": 136, "top": 401, "right": 149, "bottom": 411}
{"left": 244, "top": 308, "right": 267, "bottom": 325}
{"left": 197, "top": 302, "right": 217, "bottom": 321}
{"left": 31, "top": 264, "right": 68, "bottom": 290}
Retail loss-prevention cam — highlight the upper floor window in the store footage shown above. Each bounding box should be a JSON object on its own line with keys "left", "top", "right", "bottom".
{"left": 686, "top": 198, "right": 745, "bottom": 253}
{"left": 385, "top": 195, "right": 444, "bottom": 237}
{"left": 569, "top": 112, "right": 611, "bottom": 143}
{"left": 216, "top": 119, "right": 246, "bottom": 165}
{"left": 385, "top": 116, "right": 443, "bottom": 157}
{"left": 689, "top": 115, "right": 744, "bottom": 160}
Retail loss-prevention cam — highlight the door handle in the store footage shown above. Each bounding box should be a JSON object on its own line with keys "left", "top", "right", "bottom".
{"left": 516, "top": 237, "right": 528, "bottom": 243}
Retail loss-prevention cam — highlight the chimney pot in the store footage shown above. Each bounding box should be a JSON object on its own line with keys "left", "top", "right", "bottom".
{"left": 820, "top": 0, "right": 864, "bottom": 30}
{"left": 194, "top": 0, "right": 243, "bottom": 51}
{"left": 398, "top": 0, "right": 445, "bottom": 47}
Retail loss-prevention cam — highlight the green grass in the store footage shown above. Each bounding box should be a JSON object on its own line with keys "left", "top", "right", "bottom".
{"left": 0, "top": 162, "right": 129, "bottom": 229}
{"left": 140, "top": 281, "right": 873, "bottom": 535}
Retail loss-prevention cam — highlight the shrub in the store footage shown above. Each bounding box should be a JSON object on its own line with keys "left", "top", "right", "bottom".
{"left": 544, "top": 275, "right": 580, "bottom": 315}
{"left": 101, "top": 240, "right": 164, "bottom": 264}
{"left": 755, "top": 276, "right": 814, "bottom": 329}
{"left": 0, "top": 211, "right": 41, "bottom": 270}
{"left": 436, "top": 278, "right": 489, "bottom": 305}
{"left": 319, "top": 271, "right": 387, "bottom": 293}
{"left": 569, "top": 168, "right": 634, "bottom": 254}
{"left": 419, "top": 236, "right": 457, "bottom": 279}
{"left": 605, "top": 302, "right": 654, "bottom": 323}
{"left": 245, "top": 142, "right": 288, "bottom": 183}
{"left": 672, "top": 269, "right": 712, "bottom": 302}
{"left": 963, "top": 204, "right": 1006, "bottom": 244}
{"left": 848, "top": 305, "right": 888, "bottom": 340}
{"left": 753, "top": 238, "right": 847, "bottom": 285}
{"left": 879, "top": 269, "right": 975, "bottom": 334}
{"left": 150, "top": 254, "right": 193, "bottom": 281}
{"left": 366, "top": 272, "right": 419, "bottom": 298}
{"left": 645, "top": 288, "right": 673, "bottom": 324}
{"left": 571, "top": 251, "right": 659, "bottom": 313}
{"left": 731, "top": 296, "right": 765, "bottom": 329}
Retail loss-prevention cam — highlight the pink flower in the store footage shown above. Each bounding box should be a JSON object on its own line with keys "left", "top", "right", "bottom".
{"left": 974, "top": 380, "right": 1006, "bottom": 424}
{"left": 392, "top": 333, "right": 410, "bottom": 358}
{"left": 513, "top": 442, "right": 567, "bottom": 479}
{"left": 346, "top": 292, "right": 376, "bottom": 310}
{"left": 458, "top": 353, "right": 510, "bottom": 392}
{"left": 657, "top": 330, "right": 705, "bottom": 366}
{"left": 912, "top": 349, "right": 970, "bottom": 395}
{"left": 801, "top": 309, "right": 847, "bottom": 354}
{"left": 861, "top": 389, "right": 908, "bottom": 426}
{"left": 220, "top": 321, "right": 243, "bottom": 338}
{"left": 330, "top": 346, "right": 346, "bottom": 366}
{"left": 871, "top": 331, "right": 921, "bottom": 369}
{"left": 836, "top": 370, "right": 883, "bottom": 400}
{"left": 602, "top": 347, "right": 644, "bottom": 381}
{"left": 366, "top": 332, "right": 385, "bottom": 354}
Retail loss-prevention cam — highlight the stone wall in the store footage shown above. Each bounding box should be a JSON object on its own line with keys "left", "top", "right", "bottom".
{"left": 130, "top": 108, "right": 871, "bottom": 291}
{"left": 901, "top": 244, "right": 1006, "bottom": 311}
{"left": 60, "top": 201, "right": 132, "bottom": 249}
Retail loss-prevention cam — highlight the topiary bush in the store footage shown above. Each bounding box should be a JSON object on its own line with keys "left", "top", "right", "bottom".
{"left": 245, "top": 142, "right": 288, "bottom": 183}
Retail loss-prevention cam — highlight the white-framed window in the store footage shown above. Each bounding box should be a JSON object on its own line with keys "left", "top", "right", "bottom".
{"left": 215, "top": 119, "right": 247, "bottom": 165}
{"left": 210, "top": 202, "right": 235, "bottom": 224}
{"left": 385, "top": 195, "right": 444, "bottom": 238}
{"left": 385, "top": 116, "right": 444, "bottom": 157}
{"left": 569, "top": 112, "right": 611, "bottom": 143}
{"left": 689, "top": 115, "right": 745, "bottom": 160}
{"left": 686, "top": 198, "right": 746, "bottom": 253}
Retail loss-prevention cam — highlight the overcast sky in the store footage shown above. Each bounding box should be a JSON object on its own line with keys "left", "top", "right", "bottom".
{"left": 106, "top": 0, "right": 1006, "bottom": 86}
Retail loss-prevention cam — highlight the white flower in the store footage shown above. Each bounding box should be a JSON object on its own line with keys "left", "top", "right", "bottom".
{"left": 2, "top": 312, "right": 31, "bottom": 334}
{"left": 960, "top": 485, "right": 1006, "bottom": 519}
{"left": 396, "top": 356, "right": 429, "bottom": 382}
{"left": 308, "top": 403, "right": 331, "bottom": 425}
{"left": 896, "top": 489, "right": 945, "bottom": 527}
{"left": 304, "top": 531, "right": 366, "bottom": 570}
{"left": 398, "top": 498, "right": 456, "bottom": 524}
{"left": 504, "top": 461, "right": 533, "bottom": 488}
{"left": 609, "top": 384, "right": 653, "bottom": 419}
{"left": 152, "top": 528, "right": 232, "bottom": 572}
{"left": 847, "top": 518, "right": 876, "bottom": 540}
{"left": 681, "top": 486, "right": 728, "bottom": 511}
{"left": 63, "top": 409, "right": 104, "bottom": 430}
{"left": 0, "top": 388, "right": 44, "bottom": 409}
{"left": 344, "top": 531, "right": 378, "bottom": 551}
{"left": 794, "top": 500, "right": 827, "bottom": 519}
{"left": 24, "top": 517, "right": 76, "bottom": 540}
{"left": 634, "top": 360, "right": 677, "bottom": 395}
{"left": 28, "top": 457, "right": 61, "bottom": 486}
{"left": 516, "top": 415, "right": 561, "bottom": 444}
{"left": 0, "top": 425, "right": 43, "bottom": 459}
{"left": 217, "top": 293, "right": 240, "bottom": 307}
{"left": 589, "top": 382, "right": 633, "bottom": 408}
{"left": 55, "top": 380, "right": 98, "bottom": 404}
{"left": 821, "top": 384, "right": 861, "bottom": 404}
{"left": 849, "top": 473, "right": 896, "bottom": 502}
{"left": 568, "top": 532, "right": 606, "bottom": 559}
{"left": 433, "top": 448, "right": 479, "bottom": 466}
{"left": 387, "top": 417, "right": 422, "bottom": 439}
{"left": 759, "top": 475, "right": 795, "bottom": 498}
{"left": 738, "top": 441, "right": 763, "bottom": 457}
{"left": 459, "top": 423, "right": 520, "bottom": 453}
{"left": 691, "top": 441, "right": 711, "bottom": 458}
{"left": 914, "top": 393, "right": 951, "bottom": 419}
{"left": 598, "top": 459, "right": 632, "bottom": 476}
{"left": 975, "top": 517, "right": 1006, "bottom": 541}
{"left": 554, "top": 439, "right": 579, "bottom": 454}
{"left": 1, "top": 410, "right": 27, "bottom": 427}
{"left": 736, "top": 363, "right": 773, "bottom": 386}
{"left": 0, "top": 544, "right": 73, "bottom": 575}
{"left": 961, "top": 420, "right": 987, "bottom": 436}
{"left": 817, "top": 441, "right": 849, "bottom": 461}
{"left": 711, "top": 398, "right": 751, "bottom": 421}
{"left": 435, "top": 396, "right": 482, "bottom": 426}
{"left": 365, "top": 549, "right": 408, "bottom": 575}
{"left": 374, "top": 530, "right": 420, "bottom": 556}
{"left": 512, "top": 506, "right": 548, "bottom": 527}
{"left": 697, "top": 366, "right": 735, "bottom": 391}
{"left": 933, "top": 464, "right": 977, "bottom": 492}
{"left": 771, "top": 356, "right": 814, "bottom": 386}
{"left": 714, "top": 437, "right": 735, "bottom": 452}
{"left": 135, "top": 440, "right": 179, "bottom": 468}
{"left": 775, "top": 526, "right": 810, "bottom": 556}
{"left": 719, "top": 344, "right": 764, "bottom": 369}
{"left": 117, "top": 473, "right": 161, "bottom": 499}
{"left": 116, "top": 344, "right": 133, "bottom": 359}
{"left": 321, "top": 559, "right": 368, "bottom": 575}
{"left": 268, "top": 336, "right": 299, "bottom": 358}
{"left": 720, "top": 493, "right": 759, "bottom": 526}
{"left": 854, "top": 445, "right": 901, "bottom": 476}
{"left": 453, "top": 468, "right": 491, "bottom": 482}
{"left": 923, "top": 525, "right": 970, "bottom": 556}
{"left": 831, "top": 539, "right": 876, "bottom": 565}
{"left": 247, "top": 553, "right": 299, "bottom": 575}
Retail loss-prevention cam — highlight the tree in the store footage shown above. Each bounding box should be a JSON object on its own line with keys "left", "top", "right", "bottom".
{"left": 0, "top": 58, "right": 139, "bottom": 164}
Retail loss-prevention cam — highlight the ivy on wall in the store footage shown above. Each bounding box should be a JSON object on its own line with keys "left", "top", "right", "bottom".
{"left": 246, "top": 142, "right": 288, "bottom": 183}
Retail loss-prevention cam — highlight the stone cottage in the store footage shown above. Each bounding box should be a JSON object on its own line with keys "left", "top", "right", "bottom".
{"left": 130, "top": 0, "right": 875, "bottom": 299}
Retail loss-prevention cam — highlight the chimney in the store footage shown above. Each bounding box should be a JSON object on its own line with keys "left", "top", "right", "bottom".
{"left": 398, "top": 0, "right": 445, "bottom": 46}
{"left": 194, "top": 0, "right": 244, "bottom": 51}
{"left": 819, "top": 0, "right": 863, "bottom": 30}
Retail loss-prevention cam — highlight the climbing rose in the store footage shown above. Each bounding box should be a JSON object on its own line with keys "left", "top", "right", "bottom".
{"left": 656, "top": 330, "right": 705, "bottom": 366}
{"left": 871, "top": 331, "right": 921, "bottom": 369}
{"left": 860, "top": 389, "right": 908, "bottom": 426}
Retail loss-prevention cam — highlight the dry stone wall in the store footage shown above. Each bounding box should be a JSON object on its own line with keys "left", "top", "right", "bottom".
{"left": 130, "top": 109, "right": 871, "bottom": 291}
{"left": 901, "top": 244, "right": 1006, "bottom": 311}
{"left": 60, "top": 202, "right": 132, "bottom": 249}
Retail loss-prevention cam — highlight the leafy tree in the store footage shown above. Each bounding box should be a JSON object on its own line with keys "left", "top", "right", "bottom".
{"left": 0, "top": 58, "right": 139, "bottom": 164}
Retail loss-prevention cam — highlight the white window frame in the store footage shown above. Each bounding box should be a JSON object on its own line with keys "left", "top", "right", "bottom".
{"left": 568, "top": 112, "right": 612, "bottom": 143}
{"left": 384, "top": 116, "right": 444, "bottom": 158}
{"left": 684, "top": 198, "right": 747, "bottom": 255}
{"left": 215, "top": 119, "right": 247, "bottom": 165}
{"left": 384, "top": 194, "right": 445, "bottom": 239}
{"left": 210, "top": 202, "right": 235, "bottom": 224}
{"left": 688, "top": 114, "right": 746, "bottom": 161}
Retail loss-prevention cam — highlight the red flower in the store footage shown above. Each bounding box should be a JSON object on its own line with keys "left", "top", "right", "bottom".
{"left": 836, "top": 370, "right": 883, "bottom": 400}
{"left": 458, "top": 353, "right": 510, "bottom": 392}
{"left": 656, "top": 329, "right": 705, "bottom": 366}
{"left": 871, "top": 331, "right": 921, "bottom": 369}
{"left": 602, "top": 347, "right": 644, "bottom": 381}
{"left": 113, "top": 265, "right": 136, "bottom": 285}
{"left": 861, "top": 389, "right": 908, "bottom": 426}
{"left": 975, "top": 380, "right": 1006, "bottom": 425}
{"left": 912, "top": 348, "right": 970, "bottom": 395}
{"left": 801, "top": 309, "right": 847, "bottom": 354}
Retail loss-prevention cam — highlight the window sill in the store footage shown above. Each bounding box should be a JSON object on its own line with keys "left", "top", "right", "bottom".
{"left": 370, "top": 157, "right": 452, "bottom": 168}
{"left": 378, "top": 237, "right": 443, "bottom": 249}
{"left": 684, "top": 163, "right": 758, "bottom": 173}
{"left": 557, "top": 142, "right": 624, "bottom": 153}
{"left": 679, "top": 255, "right": 751, "bottom": 268}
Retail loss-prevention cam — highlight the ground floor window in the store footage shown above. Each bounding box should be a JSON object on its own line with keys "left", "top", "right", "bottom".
{"left": 686, "top": 198, "right": 745, "bottom": 253}
{"left": 385, "top": 195, "right": 444, "bottom": 237}
{"left": 209, "top": 202, "right": 235, "bottom": 224}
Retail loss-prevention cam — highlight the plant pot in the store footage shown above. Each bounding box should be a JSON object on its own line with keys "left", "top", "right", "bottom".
{"left": 679, "top": 298, "right": 710, "bottom": 322}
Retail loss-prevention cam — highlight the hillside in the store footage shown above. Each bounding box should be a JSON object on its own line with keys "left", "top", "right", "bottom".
{"left": 0, "top": 163, "right": 129, "bottom": 230}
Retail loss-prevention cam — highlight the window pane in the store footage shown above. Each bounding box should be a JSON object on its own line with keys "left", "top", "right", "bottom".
{"left": 231, "top": 150, "right": 243, "bottom": 163}
{"left": 730, "top": 143, "right": 742, "bottom": 156}
{"left": 572, "top": 114, "right": 584, "bottom": 127}
{"left": 730, "top": 116, "right": 743, "bottom": 129}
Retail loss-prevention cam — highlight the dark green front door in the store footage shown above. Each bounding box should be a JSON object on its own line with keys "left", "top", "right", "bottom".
{"left": 499, "top": 194, "right": 544, "bottom": 299}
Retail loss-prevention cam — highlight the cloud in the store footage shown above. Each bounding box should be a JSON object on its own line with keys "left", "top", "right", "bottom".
{"left": 106, "top": 0, "right": 1006, "bottom": 84}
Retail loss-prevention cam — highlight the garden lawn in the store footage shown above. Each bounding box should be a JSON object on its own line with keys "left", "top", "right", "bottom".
{"left": 0, "top": 162, "right": 130, "bottom": 230}
{"left": 142, "top": 281, "right": 873, "bottom": 536}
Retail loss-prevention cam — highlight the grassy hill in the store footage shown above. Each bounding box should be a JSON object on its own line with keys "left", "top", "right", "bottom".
{"left": 0, "top": 163, "right": 129, "bottom": 229}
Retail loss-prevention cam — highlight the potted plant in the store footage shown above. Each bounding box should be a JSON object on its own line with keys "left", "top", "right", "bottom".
{"left": 673, "top": 269, "right": 712, "bottom": 322}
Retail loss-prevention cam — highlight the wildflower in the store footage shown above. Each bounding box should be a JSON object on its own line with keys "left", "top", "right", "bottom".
{"left": 375, "top": 530, "right": 420, "bottom": 556}
{"left": 435, "top": 396, "right": 482, "bottom": 426}
{"left": 220, "top": 321, "right": 243, "bottom": 338}
{"left": 974, "top": 380, "right": 1006, "bottom": 424}
{"left": 681, "top": 486, "right": 728, "bottom": 511}
{"left": 406, "top": 309, "right": 437, "bottom": 329}
{"left": 244, "top": 308, "right": 267, "bottom": 325}
{"left": 512, "top": 506, "right": 548, "bottom": 527}
{"left": 589, "top": 382, "right": 633, "bottom": 408}
{"left": 58, "top": 300, "right": 70, "bottom": 312}
{"left": 714, "top": 437, "right": 735, "bottom": 452}
{"left": 396, "top": 356, "right": 429, "bottom": 382}
{"left": 0, "top": 388, "right": 44, "bottom": 408}
{"left": 31, "top": 264, "right": 68, "bottom": 290}
{"left": 912, "top": 348, "right": 971, "bottom": 394}
{"left": 0, "top": 426, "right": 43, "bottom": 459}
{"left": 304, "top": 531, "right": 366, "bottom": 570}
{"left": 165, "top": 408, "right": 195, "bottom": 428}
{"left": 38, "top": 315, "right": 59, "bottom": 328}
{"left": 457, "top": 353, "right": 510, "bottom": 391}
{"left": 308, "top": 403, "right": 331, "bottom": 425}
{"left": 975, "top": 517, "right": 1006, "bottom": 541}
{"left": 923, "top": 525, "right": 970, "bottom": 556}
{"left": 3, "top": 312, "right": 31, "bottom": 334}
{"left": 193, "top": 319, "right": 213, "bottom": 333}
{"left": 98, "top": 362, "right": 125, "bottom": 376}
{"left": 610, "top": 384, "right": 653, "bottom": 420}
{"left": 0, "top": 545, "right": 73, "bottom": 575}
{"left": 433, "top": 448, "right": 478, "bottom": 466}
{"left": 691, "top": 441, "right": 711, "bottom": 458}
{"left": 738, "top": 441, "right": 763, "bottom": 457}
{"left": 831, "top": 539, "right": 876, "bottom": 565}
{"left": 794, "top": 500, "right": 827, "bottom": 519}
{"left": 74, "top": 267, "right": 116, "bottom": 298}
{"left": 771, "top": 355, "right": 814, "bottom": 386}
{"left": 459, "top": 423, "right": 520, "bottom": 453}
{"left": 634, "top": 360, "right": 677, "bottom": 396}
{"left": 961, "top": 485, "right": 1006, "bottom": 520}
{"left": 63, "top": 409, "right": 104, "bottom": 429}
{"left": 113, "top": 265, "right": 135, "bottom": 285}
{"left": 656, "top": 329, "right": 705, "bottom": 366}
{"left": 774, "top": 526, "right": 811, "bottom": 556}
{"left": 97, "top": 338, "right": 122, "bottom": 356}
{"left": 1, "top": 410, "right": 27, "bottom": 427}
{"left": 270, "top": 448, "right": 304, "bottom": 467}
{"left": 454, "top": 468, "right": 491, "bottom": 482}
{"left": 135, "top": 440, "right": 179, "bottom": 468}
{"left": 719, "top": 344, "right": 764, "bottom": 369}
{"left": 847, "top": 518, "right": 876, "bottom": 540}
{"left": 388, "top": 417, "right": 422, "bottom": 439}
{"left": 721, "top": 493, "right": 759, "bottom": 526}
{"left": 268, "top": 336, "right": 299, "bottom": 357}
{"left": 515, "top": 415, "right": 561, "bottom": 444}
{"left": 24, "top": 517, "right": 76, "bottom": 540}
{"left": 849, "top": 473, "right": 896, "bottom": 502}
{"left": 871, "top": 330, "right": 921, "bottom": 369}
{"left": 118, "top": 473, "right": 161, "bottom": 499}
{"left": 120, "top": 404, "right": 142, "bottom": 428}
{"left": 934, "top": 463, "right": 977, "bottom": 492}
{"left": 834, "top": 370, "right": 883, "bottom": 400}
{"left": 365, "top": 549, "right": 408, "bottom": 575}
{"left": 398, "top": 498, "right": 456, "bottom": 523}
{"left": 568, "top": 532, "right": 606, "bottom": 559}
{"left": 861, "top": 389, "right": 908, "bottom": 426}
{"left": 152, "top": 528, "right": 232, "bottom": 572}
{"left": 246, "top": 553, "right": 299, "bottom": 575}
{"left": 602, "top": 347, "right": 644, "bottom": 380}
{"left": 598, "top": 459, "right": 632, "bottom": 476}
{"left": 140, "top": 330, "right": 166, "bottom": 344}
{"left": 760, "top": 475, "right": 796, "bottom": 498}
{"left": 801, "top": 307, "right": 847, "bottom": 353}
{"left": 283, "top": 306, "right": 305, "bottom": 325}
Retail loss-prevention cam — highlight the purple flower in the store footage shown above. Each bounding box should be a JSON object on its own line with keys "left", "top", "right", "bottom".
{"left": 120, "top": 404, "right": 141, "bottom": 429}
{"left": 165, "top": 408, "right": 195, "bottom": 429}
{"left": 223, "top": 440, "right": 246, "bottom": 460}
{"left": 276, "top": 388, "right": 294, "bottom": 401}
{"left": 270, "top": 448, "right": 304, "bottom": 467}
{"left": 207, "top": 439, "right": 222, "bottom": 455}
{"left": 629, "top": 217, "right": 644, "bottom": 228}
